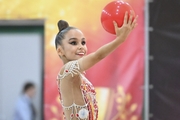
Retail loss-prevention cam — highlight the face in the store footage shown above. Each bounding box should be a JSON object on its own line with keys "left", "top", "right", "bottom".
{"left": 28, "top": 87, "right": 36, "bottom": 98}
{"left": 57, "top": 29, "right": 87, "bottom": 62}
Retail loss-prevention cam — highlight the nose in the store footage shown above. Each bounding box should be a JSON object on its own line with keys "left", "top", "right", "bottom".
{"left": 78, "top": 43, "right": 83, "bottom": 49}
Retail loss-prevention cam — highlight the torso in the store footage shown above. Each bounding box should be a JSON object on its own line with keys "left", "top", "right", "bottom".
{"left": 57, "top": 60, "right": 98, "bottom": 120}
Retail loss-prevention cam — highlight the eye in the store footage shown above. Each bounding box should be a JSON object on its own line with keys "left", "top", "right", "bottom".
{"left": 70, "top": 41, "right": 77, "bottom": 45}
{"left": 82, "top": 41, "right": 86, "bottom": 45}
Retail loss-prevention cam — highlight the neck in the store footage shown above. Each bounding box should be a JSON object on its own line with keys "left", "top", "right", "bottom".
{"left": 62, "top": 58, "right": 70, "bottom": 65}
{"left": 25, "top": 92, "right": 32, "bottom": 99}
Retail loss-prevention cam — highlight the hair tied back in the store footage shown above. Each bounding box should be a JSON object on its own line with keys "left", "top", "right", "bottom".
{"left": 57, "top": 20, "right": 69, "bottom": 32}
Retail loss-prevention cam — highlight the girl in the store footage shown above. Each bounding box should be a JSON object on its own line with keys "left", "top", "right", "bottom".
{"left": 55, "top": 11, "right": 138, "bottom": 120}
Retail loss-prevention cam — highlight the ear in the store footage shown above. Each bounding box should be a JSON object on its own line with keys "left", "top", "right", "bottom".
{"left": 57, "top": 46, "right": 64, "bottom": 57}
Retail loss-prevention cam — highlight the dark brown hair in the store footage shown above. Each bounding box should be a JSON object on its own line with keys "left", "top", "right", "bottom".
{"left": 23, "top": 82, "right": 35, "bottom": 93}
{"left": 55, "top": 20, "right": 77, "bottom": 49}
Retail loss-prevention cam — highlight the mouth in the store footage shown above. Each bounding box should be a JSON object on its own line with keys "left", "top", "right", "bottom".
{"left": 76, "top": 52, "right": 85, "bottom": 56}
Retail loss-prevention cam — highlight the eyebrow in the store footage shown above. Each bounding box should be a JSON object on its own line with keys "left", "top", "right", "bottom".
{"left": 69, "top": 37, "right": 86, "bottom": 41}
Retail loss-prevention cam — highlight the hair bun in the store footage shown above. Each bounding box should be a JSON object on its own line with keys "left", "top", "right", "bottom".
{"left": 57, "top": 20, "right": 69, "bottom": 32}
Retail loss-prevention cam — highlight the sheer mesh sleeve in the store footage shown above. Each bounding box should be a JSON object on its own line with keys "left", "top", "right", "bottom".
{"left": 58, "top": 60, "right": 81, "bottom": 80}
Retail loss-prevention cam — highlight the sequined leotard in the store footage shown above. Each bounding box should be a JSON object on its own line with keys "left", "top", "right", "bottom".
{"left": 57, "top": 60, "right": 98, "bottom": 120}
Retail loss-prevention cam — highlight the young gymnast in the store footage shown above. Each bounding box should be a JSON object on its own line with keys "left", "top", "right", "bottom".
{"left": 55, "top": 11, "right": 138, "bottom": 120}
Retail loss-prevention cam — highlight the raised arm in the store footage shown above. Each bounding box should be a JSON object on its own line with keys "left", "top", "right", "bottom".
{"left": 79, "top": 11, "right": 138, "bottom": 71}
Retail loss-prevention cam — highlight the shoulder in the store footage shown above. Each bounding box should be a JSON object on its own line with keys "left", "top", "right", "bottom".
{"left": 17, "top": 95, "right": 30, "bottom": 104}
{"left": 58, "top": 60, "right": 82, "bottom": 80}
{"left": 61, "top": 60, "right": 80, "bottom": 74}
{"left": 15, "top": 96, "right": 30, "bottom": 110}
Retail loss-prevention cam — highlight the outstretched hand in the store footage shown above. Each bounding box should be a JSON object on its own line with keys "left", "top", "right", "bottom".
{"left": 113, "top": 11, "right": 138, "bottom": 42}
{"left": 78, "top": 11, "right": 138, "bottom": 71}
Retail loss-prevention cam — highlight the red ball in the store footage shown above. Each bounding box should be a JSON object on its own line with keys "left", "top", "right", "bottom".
{"left": 101, "top": 0, "right": 135, "bottom": 34}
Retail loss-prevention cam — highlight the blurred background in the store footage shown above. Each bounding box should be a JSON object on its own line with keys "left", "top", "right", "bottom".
{"left": 0, "top": 0, "right": 180, "bottom": 120}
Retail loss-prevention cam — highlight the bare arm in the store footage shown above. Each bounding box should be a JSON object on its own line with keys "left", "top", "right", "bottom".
{"left": 79, "top": 11, "right": 138, "bottom": 71}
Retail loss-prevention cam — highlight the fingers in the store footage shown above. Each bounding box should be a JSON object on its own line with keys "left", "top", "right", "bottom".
{"left": 128, "top": 10, "right": 134, "bottom": 25}
{"left": 113, "top": 21, "right": 118, "bottom": 32}
{"left": 125, "top": 10, "right": 138, "bottom": 29}
{"left": 113, "top": 21, "right": 118, "bottom": 27}
{"left": 114, "top": 11, "right": 138, "bottom": 32}
{"left": 124, "top": 11, "right": 134, "bottom": 25}
{"left": 123, "top": 11, "right": 128, "bottom": 24}
{"left": 131, "top": 15, "right": 138, "bottom": 29}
